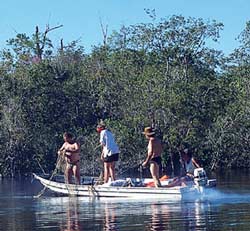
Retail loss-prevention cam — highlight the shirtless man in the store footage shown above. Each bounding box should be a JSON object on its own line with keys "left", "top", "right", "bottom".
{"left": 142, "top": 127, "right": 163, "bottom": 188}
{"left": 58, "top": 132, "right": 81, "bottom": 184}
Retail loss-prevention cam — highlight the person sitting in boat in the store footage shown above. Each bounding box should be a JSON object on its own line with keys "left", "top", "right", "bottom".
{"left": 142, "top": 127, "right": 163, "bottom": 188}
{"left": 166, "top": 148, "right": 200, "bottom": 187}
{"left": 97, "top": 122, "right": 120, "bottom": 184}
{"left": 58, "top": 132, "right": 81, "bottom": 184}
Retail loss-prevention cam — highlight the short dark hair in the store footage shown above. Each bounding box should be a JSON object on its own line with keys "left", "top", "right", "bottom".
{"left": 63, "top": 132, "right": 73, "bottom": 139}
{"left": 97, "top": 123, "right": 106, "bottom": 129}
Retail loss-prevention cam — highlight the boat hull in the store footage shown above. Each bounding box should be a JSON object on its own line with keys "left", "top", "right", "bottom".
{"left": 33, "top": 174, "right": 202, "bottom": 199}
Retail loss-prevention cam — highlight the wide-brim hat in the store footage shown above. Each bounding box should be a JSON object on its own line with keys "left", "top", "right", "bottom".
{"left": 142, "top": 127, "right": 155, "bottom": 135}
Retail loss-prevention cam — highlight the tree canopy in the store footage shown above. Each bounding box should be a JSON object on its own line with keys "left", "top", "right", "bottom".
{"left": 0, "top": 15, "right": 250, "bottom": 177}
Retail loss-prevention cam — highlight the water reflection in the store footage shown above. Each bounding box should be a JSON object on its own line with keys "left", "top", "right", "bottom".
{"left": 61, "top": 197, "right": 81, "bottom": 231}
{"left": 180, "top": 201, "right": 210, "bottom": 230}
{"left": 34, "top": 196, "right": 215, "bottom": 231}
{"left": 35, "top": 197, "right": 80, "bottom": 230}
{"left": 146, "top": 203, "right": 169, "bottom": 231}
{"left": 140, "top": 200, "right": 213, "bottom": 231}
{"left": 32, "top": 193, "right": 250, "bottom": 231}
{"left": 103, "top": 203, "right": 118, "bottom": 231}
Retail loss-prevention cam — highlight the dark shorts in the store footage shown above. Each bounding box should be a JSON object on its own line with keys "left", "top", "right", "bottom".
{"left": 104, "top": 153, "right": 119, "bottom": 163}
{"left": 67, "top": 160, "right": 80, "bottom": 169}
{"left": 149, "top": 156, "right": 162, "bottom": 166}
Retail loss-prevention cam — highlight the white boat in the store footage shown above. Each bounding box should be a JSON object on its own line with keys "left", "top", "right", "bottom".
{"left": 33, "top": 168, "right": 216, "bottom": 200}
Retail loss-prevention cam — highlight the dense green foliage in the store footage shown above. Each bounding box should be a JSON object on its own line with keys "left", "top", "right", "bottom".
{"left": 0, "top": 15, "right": 250, "bottom": 177}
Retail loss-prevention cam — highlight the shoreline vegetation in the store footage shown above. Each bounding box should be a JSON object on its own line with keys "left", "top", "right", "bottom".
{"left": 0, "top": 14, "right": 250, "bottom": 177}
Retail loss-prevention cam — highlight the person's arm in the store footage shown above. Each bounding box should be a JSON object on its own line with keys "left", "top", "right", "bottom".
{"left": 65, "top": 142, "right": 80, "bottom": 156}
{"left": 185, "top": 158, "right": 200, "bottom": 177}
{"left": 192, "top": 158, "right": 200, "bottom": 168}
{"left": 142, "top": 140, "right": 153, "bottom": 167}
{"left": 100, "top": 145, "right": 105, "bottom": 160}
{"left": 57, "top": 143, "right": 66, "bottom": 155}
{"left": 99, "top": 131, "right": 106, "bottom": 160}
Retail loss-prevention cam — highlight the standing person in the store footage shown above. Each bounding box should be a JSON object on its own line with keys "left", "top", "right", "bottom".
{"left": 142, "top": 127, "right": 163, "bottom": 188}
{"left": 58, "top": 132, "right": 81, "bottom": 184}
{"left": 96, "top": 122, "right": 120, "bottom": 183}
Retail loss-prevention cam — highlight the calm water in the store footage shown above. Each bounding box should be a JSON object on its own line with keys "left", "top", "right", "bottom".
{"left": 0, "top": 170, "right": 250, "bottom": 231}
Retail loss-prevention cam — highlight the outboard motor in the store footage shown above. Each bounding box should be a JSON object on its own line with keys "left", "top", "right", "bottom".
{"left": 193, "top": 168, "right": 208, "bottom": 187}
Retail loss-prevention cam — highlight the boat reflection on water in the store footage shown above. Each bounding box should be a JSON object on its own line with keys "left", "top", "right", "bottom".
{"left": 35, "top": 195, "right": 213, "bottom": 230}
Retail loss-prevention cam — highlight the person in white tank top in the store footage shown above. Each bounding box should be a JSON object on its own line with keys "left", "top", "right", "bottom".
{"left": 182, "top": 148, "right": 200, "bottom": 178}
{"left": 166, "top": 148, "right": 200, "bottom": 187}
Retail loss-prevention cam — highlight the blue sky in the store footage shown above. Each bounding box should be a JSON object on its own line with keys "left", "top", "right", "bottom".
{"left": 1, "top": 0, "right": 250, "bottom": 55}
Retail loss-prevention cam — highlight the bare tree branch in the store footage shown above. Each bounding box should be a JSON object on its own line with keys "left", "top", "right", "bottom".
{"left": 99, "top": 18, "right": 108, "bottom": 46}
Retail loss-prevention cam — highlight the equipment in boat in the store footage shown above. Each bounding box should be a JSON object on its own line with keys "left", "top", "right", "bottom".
{"left": 193, "top": 168, "right": 216, "bottom": 187}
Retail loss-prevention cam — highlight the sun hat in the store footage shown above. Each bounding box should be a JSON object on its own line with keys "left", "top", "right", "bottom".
{"left": 142, "top": 127, "right": 155, "bottom": 136}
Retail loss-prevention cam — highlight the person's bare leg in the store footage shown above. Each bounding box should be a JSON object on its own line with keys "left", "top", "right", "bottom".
{"left": 165, "top": 177, "right": 182, "bottom": 187}
{"left": 109, "top": 162, "right": 116, "bottom": 181}
{"left": 73, "top": 163, "right": 81, "bottom": 184}
{"left": 65, "top": 166, "right": 72, "bottom": 184}
{"left": 150, "top": 163, "right": 161, "bottom": 188}
{"left": 104, "top": 162, "right": 110, "bottom": 183}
